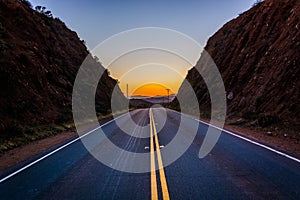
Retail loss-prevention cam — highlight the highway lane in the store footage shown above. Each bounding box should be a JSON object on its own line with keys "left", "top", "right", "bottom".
{"left": 160, "top": 110, "right": 300, "bottom": 199}
{"left": 0, "top": 108, "right": 300, "bottom": 199}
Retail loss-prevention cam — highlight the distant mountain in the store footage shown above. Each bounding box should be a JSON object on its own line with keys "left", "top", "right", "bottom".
{"left": 130, "top": 94, "right": 176, "bottom": 104}
{"left": 129, "top": 94, "right": 176, "bottom": 108}
{"left": 0, "top": 0, "right": 125, "bottom": 136}
{"left": 129, "top": 95, "right": 150, "bottom": 99}
{"left": 176, "top": 0, "right": 300, "bottom": 129}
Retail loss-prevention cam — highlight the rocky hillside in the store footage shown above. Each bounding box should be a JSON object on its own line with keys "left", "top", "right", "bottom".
{"left": 177, "top": 0, "right": 300, "bottom": 129}
{"left": 0, "top": 0, "right": 125, "bottom": 137}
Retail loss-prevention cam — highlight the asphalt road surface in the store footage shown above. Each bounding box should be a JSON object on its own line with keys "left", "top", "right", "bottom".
{"left": 0, "top": 108, "right": 300, "bottom": 199}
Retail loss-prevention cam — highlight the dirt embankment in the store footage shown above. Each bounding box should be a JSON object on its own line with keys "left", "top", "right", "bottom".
{"left": 0, "top": 0, "right": 126, "bottom": 151}
{"left": 0, "top": 0, "right": 125, "bottom": 153}
{"left": 176, "top": 0, "right": 300, "bottom": 143}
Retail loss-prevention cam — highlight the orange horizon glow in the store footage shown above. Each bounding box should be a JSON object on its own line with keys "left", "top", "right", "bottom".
{"left": 131, "top": 83, "right": 175, "bottom": 97}
{"left": 105, "top": 49, "right": 193, "bottom": 99}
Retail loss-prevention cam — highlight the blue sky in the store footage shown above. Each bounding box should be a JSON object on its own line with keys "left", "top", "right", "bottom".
{"left": 29, "top": 0, "right": 256, "bottom": 96}
{"left": 30, "top": 0, "right": 255, "bottom": 49}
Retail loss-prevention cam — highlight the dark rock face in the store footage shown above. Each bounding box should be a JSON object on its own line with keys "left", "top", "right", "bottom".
{"left": 0, "top": 0, "right": 125, "bottom": 135}
{"left": 177, "top": 0, "right": 300, "bottom": 128}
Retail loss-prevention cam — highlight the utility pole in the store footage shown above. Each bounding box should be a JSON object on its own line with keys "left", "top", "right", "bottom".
{"left": 166, "top": 89, "right": 170, "bottom": 104}
{"left": 126, "top": 84, "right": 129, "bottom": 98}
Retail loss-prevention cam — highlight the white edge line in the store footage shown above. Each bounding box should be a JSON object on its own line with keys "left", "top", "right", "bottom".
{"left": 0, "top": 113, "right": 127, "bottom": 183}
{"left": 169, "top": 109, "right": 300, "bottom": 164}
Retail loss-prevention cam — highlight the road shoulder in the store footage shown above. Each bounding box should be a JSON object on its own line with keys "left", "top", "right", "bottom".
{"left": 1, "top": 112, "right": 299, "bottom": 172}
{"left": 0, "top": 131, "right": 77, "bottom": 171}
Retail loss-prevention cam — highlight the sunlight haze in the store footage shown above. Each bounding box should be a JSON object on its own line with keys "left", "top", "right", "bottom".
{"left": 29, "top": 0, "right": 256, "bottom": 96}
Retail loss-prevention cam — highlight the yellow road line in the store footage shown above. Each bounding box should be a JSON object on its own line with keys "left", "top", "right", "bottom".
{"left": 150, "top": 108, "right": 170, "bottom": 200}
{"left": 149, "top": 109, "right": 158, "bottom": 200}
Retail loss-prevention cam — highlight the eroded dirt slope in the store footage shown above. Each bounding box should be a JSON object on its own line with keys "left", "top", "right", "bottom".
{"left": 0, "top": 0, "right": 125, "bottom": 137}
{"left": 177, "top": 0, "right": 300, "bottom": 131}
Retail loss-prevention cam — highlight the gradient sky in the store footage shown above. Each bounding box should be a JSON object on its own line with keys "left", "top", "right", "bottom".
{"left": 30, "top": 0, "right": 255, "bottom": 96}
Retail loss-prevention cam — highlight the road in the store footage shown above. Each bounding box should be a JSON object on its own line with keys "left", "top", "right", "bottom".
{"left": 0, "top": 108, "right": 300, "bottom": 199}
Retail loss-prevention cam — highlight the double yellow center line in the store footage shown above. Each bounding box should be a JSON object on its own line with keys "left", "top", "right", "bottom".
{"left": 149, "top": 108, "right": 170, "bottom": 200}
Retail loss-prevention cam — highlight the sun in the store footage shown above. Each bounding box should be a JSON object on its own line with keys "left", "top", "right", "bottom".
{"left": 132, "top": 83, "right": 174, "bottom": 97}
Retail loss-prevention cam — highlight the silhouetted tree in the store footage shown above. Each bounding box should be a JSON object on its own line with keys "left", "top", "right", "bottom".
{"left": 35, "top": 5, "right": 53, "bottom": 18}
{"left": 252, "top": 0, "right": 264, "bottom": 7}
{"left": 19, "top": 0, "right": 32, "bottom": 8}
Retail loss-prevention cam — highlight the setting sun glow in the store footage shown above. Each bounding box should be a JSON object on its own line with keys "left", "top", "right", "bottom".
{"left": 132, "top": 83, "right": 174, "bottom": 97}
